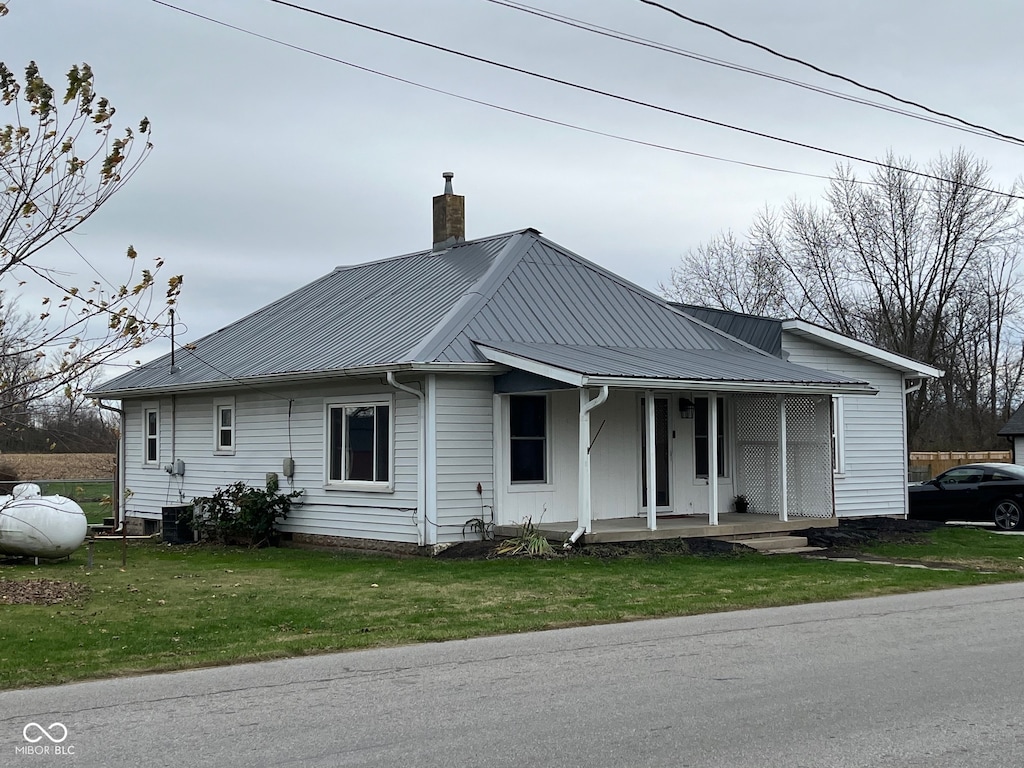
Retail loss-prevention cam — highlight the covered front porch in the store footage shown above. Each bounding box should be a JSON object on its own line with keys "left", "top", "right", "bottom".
{"left": 483, "top": 340, "right": 876, "bottom": 541}
{"left": 495, "top": 512, "right": 838, "bottom": 544}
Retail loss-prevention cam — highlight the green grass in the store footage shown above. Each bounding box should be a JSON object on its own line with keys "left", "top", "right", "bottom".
{"left": 40, "top": 480, "right": 112, "bottom": 503}
{"left": 2, "top": 526, "right": 1022, "bottom": 689}
{"left": 863, "top": 525, "right": 1024, "bottom": 572}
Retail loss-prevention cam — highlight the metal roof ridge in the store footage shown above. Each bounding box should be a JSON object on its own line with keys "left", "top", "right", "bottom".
{"left": 402, "top": 230, "right": 539, "bottom": 362}
{"left": 329, "top": 229, "right": 528, "bottom": 272}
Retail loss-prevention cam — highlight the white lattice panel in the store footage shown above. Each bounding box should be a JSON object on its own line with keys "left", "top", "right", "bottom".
{"left": 735, "top": 394, "right": 833, "bottom": 518}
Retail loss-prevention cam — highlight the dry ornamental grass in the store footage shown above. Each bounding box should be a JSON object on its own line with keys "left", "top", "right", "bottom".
{"left": 0, "top": 453, "right": 115, "bottom": 481}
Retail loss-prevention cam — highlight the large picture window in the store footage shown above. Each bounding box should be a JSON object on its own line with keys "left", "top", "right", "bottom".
{"left": 695, "top": 396, "right": 727, "bottom": 478}
{"left": 509, "top": 395, "right": 547, "bottom": 483}
{"left": 327, "top": 400, "right": 391, "bottom": 486}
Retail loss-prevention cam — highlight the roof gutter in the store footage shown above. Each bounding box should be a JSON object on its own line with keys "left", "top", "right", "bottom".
{"left": 87, "top": 362, "right": 502, "bottom": 400}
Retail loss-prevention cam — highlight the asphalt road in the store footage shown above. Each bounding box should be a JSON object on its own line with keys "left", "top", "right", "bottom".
{"left": 3, "top": 582, "right": 1023, "bottom": 767}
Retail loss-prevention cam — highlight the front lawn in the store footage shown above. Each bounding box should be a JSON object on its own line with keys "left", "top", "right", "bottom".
{"left": 0, "top": 526, "right": 1020, "bottom": 689}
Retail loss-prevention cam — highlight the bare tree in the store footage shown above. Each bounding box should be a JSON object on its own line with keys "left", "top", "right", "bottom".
{"left": 665, "top": 149, "right": 1024, "bottom": 449}
{"left": 0, "top": 54, "right": 182, "bottom": 424}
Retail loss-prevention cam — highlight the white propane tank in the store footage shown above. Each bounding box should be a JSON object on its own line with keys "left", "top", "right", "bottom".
{"left": 0, "top": 483, "right": 88, "bottom": 558}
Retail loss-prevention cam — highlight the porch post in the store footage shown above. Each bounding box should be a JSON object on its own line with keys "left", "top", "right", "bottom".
{"left": 578, "top": 386, "right": 609, "bottom": 535}
{"left": 778, "top": 394, "right": 789, "bottom": 522}
{"left": 645, "top": 390, "right": 657, "bottom": 531}
{"left": 708, "top": 390, "right": 719, "bottom": 525}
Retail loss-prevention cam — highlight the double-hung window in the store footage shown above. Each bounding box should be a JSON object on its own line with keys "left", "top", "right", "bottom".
{"left": 327, "top": 398, "right": 392, "bottom": 487}
{"left": 143, "top": 406, "right": 159, "bottom": 465}
{"left": 214, "top": 399, "right": 235, "bottom": 455}
{"left": 509, "top": 395, "right": 547, "bottom": 483}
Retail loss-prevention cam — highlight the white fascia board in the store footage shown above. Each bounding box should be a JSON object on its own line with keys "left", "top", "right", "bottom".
{"left": 475, "top": 345, "right": 586, "bottom": 386}
{"left": 782, "top": 320, "right": 944, "bottom": 378}
{"left": 584, "top": 376, "right": 876, "bottom": 396}
{"left": 473, "top": 345, "right": 875, "bottom": 395}
{"left": 87, "top": 362, "right": 501, "bottom": 399}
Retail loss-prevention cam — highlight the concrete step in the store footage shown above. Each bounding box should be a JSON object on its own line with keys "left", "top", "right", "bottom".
{"left": 735, "top": 535, "right": 811, "bottom": 553}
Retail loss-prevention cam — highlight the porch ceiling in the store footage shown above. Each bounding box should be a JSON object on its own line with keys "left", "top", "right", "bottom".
{"left": 475, "top": 340, "right": 876, "bottom": 395}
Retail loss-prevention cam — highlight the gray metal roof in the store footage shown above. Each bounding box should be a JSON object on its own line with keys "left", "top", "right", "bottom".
{"left": 475, "top": 340, "right": 870, "bottom": 390}
{"left": 998, "top": 404, "right": 1024, "bottom": 436}
{"left": 92, "top": 229, "right": 872, "bottom": 397}
{"left": 674, "top": 305, "right": 783, "bottom": 355}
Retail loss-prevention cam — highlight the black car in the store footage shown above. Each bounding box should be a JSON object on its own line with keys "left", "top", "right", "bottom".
{"left": 908, "top": 462, "right": 1024, "bottom": 530}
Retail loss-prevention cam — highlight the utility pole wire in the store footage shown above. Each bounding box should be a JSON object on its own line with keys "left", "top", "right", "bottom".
{"left": 488, "top": 0, "right": 1018, "bottom": 146}
{"left": 263, "top": 0, "right": 1024, "bottom": 201}
{"left": 639, "top": 0, "right": 1024, "bottom": 146}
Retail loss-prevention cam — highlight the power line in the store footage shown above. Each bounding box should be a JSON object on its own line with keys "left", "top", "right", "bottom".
{"left": 149, "top": 0, "right": 1022, "bottom": 202}
{"left": 488, "top": 0, "right": 1020, "bottom": 146}
{"left": 639, "top": 0, "right": 1024, "bottom": 146}
{"left": 147, "top": 0, "right": 835, "bottom": 182}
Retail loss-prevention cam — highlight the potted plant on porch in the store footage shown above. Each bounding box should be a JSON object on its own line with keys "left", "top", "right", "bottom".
{"left": 732, "top": 494, "right": 749, "bottom": 514}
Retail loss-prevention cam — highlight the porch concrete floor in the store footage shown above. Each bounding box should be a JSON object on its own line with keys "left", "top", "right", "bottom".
{"left": 495, "top": 513, "right": 838, "bottom": 544}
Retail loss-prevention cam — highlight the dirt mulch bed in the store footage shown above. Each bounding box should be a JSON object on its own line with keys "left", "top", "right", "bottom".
{"left": 437, "top": 518, "right": 944, "bottom": 561}
{"left": 435, "top": 536, "right": 752, "bottom": 560}
{"left": 0, "top": 453, "right": 115, "bottom": 481}
{"left": 0, "top": 578, "right": 90, "bottom": 605}
{"left": 792, "top": 517, "right": 944, "bottom": 554}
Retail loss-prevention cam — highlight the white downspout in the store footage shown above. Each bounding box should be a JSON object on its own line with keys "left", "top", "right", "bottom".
{"left": 387, "top": 372, "right": 426, "bottom": 547}
{"left": 576, "top": 385, "right": 609, "bottom": 538}
{"left": 424, "top": 374, "right": 438, "bottom": 547}
{"left": 97, "top": 400, "right": 125, "bottom": 529}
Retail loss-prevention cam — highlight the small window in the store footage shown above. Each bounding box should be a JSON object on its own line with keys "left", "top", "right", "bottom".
{"left": 144, "top": 407, "right": 159, "bottom": 465}
{"left": 509, "top": 395, "right": 547, "bottom": 483}
{"left": 831, "top": 396, "right": 845, "bottom": 475}
{"left": 695, "top": 397, "right": 727, "bottom": 478}
{"left": 327, "top": 400, "right": 391, "bottom": 486}
{"left": 215, "top": 400, "right": 235, "bottom": 454}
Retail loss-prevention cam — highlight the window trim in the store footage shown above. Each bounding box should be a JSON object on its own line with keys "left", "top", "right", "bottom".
{"left": 831, "top": 395, "right": 846, "bottom": 476}
{"left": 324, "top": 395, "right": 394, "bottom": 492}
{"left": 214, "top": 397, "right": 236, "bottom": 455}
{"left": 142, "top": 402, "right": 160, "bottom": 467}
{"left": 508, "top": 394, "right": 550, "bottom": 487}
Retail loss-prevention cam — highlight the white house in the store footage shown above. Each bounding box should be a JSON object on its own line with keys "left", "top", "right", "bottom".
{"left": 91, "top": 176, "right": 937, "bottom": 552}
{"left": 678, "top": 306, "right": 942, "bottom": 521}
{"left": 997, "top": 407, "right": 1024, "bottom": 463}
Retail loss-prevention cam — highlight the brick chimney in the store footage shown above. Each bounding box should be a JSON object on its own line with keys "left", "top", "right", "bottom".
{"left": 432, "top": 171, "right": 465, "bottom": 250}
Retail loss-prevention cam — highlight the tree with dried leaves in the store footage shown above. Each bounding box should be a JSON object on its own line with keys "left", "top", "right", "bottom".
{"left": 663, "top": 150, "right": 1024, "bottom": 450}
{"left": 0, "top": 49, "right": 182, "bottom": 442}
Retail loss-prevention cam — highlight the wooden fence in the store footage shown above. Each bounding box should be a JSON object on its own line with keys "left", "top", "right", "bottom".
{"left": 908, "top": 451, "right": 1012, "bottom": 482}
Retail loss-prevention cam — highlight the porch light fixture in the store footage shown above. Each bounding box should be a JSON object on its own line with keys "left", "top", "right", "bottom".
{"left": 678, "top": 397, "right": 695, "bottom": 419}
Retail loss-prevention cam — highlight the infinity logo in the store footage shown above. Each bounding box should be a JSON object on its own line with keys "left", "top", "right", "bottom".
{"left": 23, "top": 722, "right": 68, "bottom": 744}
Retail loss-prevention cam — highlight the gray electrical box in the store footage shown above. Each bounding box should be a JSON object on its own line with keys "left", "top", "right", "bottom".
{"left": 282, "top": 457, "right": 295, "bottom": 478}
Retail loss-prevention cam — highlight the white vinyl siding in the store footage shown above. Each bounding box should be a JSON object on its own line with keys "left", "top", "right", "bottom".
{"left": 433, "top": 376, "right": 495, "bottom": 544}
{"left": 121, "top": 381, "right": 421, "bottom": 543}
{"left": 494, "top": 389, "right": 579, "bottom": 527}
{"left": 783, "top": 333, "right": 908, "bottom": 517}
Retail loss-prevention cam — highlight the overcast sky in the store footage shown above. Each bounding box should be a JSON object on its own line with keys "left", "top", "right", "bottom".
{"left": 5, "top": 0, "right": 1024, "bottom": 369}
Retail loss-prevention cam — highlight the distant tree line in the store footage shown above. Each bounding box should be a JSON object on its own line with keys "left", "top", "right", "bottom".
{"left": 663, "top": 149, "right": 1024, "bottom": 451}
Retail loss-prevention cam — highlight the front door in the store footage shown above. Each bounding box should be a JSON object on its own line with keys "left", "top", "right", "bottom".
{"left": 640, "top": 397, "right": 671, "bottom": 511}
